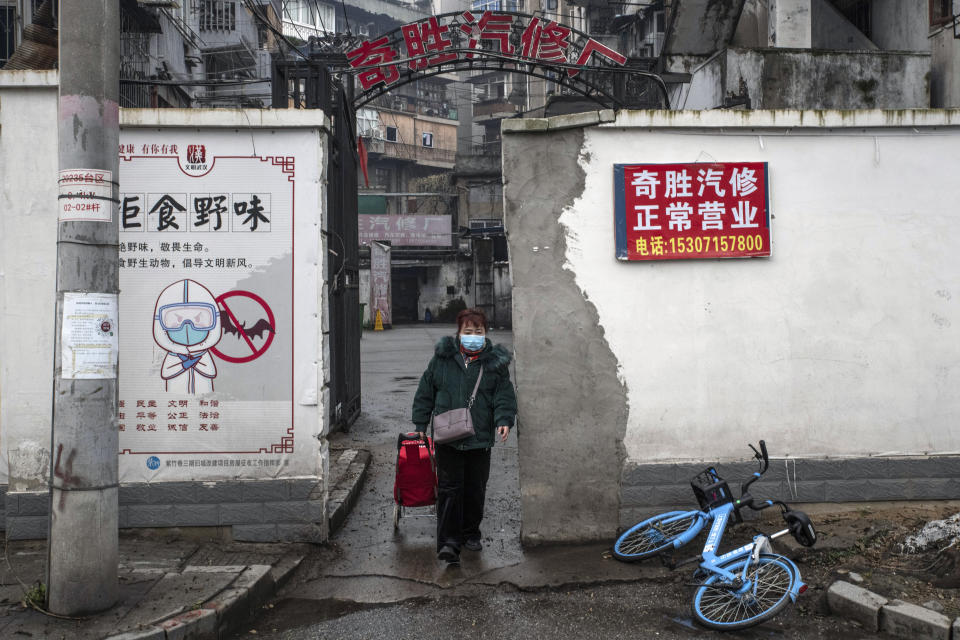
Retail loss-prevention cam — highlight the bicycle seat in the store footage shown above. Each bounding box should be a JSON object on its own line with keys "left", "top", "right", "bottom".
{"left": 784, "top": 510, "right": 817, "bottom": 547}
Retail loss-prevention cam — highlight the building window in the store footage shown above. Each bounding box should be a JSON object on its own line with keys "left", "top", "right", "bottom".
{"left": 930, "top": 0, "right": 956, "bottom": 27}
{"left": 285, "top": 0, "right": 312, "bottom": 24}
{"left": 357, "top": 108, "right": 380, "bottom": 137}
{"left": 0, "top": 4, "right": 15, "bottom": 67}
{"left": 285, "top": 0, "right": 335, "bottom": 31}
{"left": 545, "top": 0, "right": 557, "bottom": 9}
{"left": 421, "top": 132, "right": 434, "bottom": 148}
{"left": 199, "top": 0, "right": 236, "bottom": 31}
{"left": 257, "top": 21, "right": 269, "bottom": 49}
{"left": 385, "top": 126, "right": 398, "bottom": 142}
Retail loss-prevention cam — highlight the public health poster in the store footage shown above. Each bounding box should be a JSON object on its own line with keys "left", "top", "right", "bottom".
{"left": 118, "top": 128, "right": 322, "bottom": 482}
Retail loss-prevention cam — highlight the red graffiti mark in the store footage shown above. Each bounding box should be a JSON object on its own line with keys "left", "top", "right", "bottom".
{"left": 53, "top": 443, "right": 79, "bottom": 510}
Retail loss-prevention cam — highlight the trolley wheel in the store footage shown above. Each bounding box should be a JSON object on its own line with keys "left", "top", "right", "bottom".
{"left": 393, "top": 504, "right": 400, "bottom": 530}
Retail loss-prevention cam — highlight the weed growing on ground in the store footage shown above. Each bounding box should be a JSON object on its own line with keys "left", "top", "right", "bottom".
{"left": 23, "top": 582, "right": 46, "bottom": 609}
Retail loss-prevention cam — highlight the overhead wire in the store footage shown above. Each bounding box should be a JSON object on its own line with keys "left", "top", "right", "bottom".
{"left": 241, "top": 0, "right": 310, "bottom": 60}
{"left": 338, "top": 0, "right": 353, "bottom": 35}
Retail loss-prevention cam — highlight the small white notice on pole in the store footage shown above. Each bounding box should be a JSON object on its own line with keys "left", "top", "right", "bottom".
{"left": 58, "top": 168, "right": 114, "bottom": 222}
{"left": 61, "top": 292, "right": 119, "bottom": 379}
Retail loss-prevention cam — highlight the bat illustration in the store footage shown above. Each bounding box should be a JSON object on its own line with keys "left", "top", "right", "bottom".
{"left": 222, "top": 315, "right": 274, "bottom": 340}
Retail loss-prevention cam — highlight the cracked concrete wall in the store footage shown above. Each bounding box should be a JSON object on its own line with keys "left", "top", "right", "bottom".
{"left": 0, "top": 71, "right": 60, "bottom": 491}
{"left": 727, "top": 48, "right": 930, "bottom": 109}
{"left": 502, "top": 128, "right": 628, "bottom": 545}
{"left": 504, "top": 110, "right": 960, "bottom": 532}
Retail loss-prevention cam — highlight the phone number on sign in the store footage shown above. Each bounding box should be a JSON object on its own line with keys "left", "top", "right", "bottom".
{"left": 635, "top": 234, "right": 765, "bottom": 257}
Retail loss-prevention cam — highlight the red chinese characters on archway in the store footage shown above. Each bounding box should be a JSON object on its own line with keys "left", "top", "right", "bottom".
{"left": 614, "top": 162, "right": 771, "bottom": 261}
{"left": 347, "top": 36, "right": 401, "bottom": 90}
{"left": 346, "top": 13, "right": 628, "bottom": 91}
{"left": 401, "top": 17, "right": 456, "bottom": 70}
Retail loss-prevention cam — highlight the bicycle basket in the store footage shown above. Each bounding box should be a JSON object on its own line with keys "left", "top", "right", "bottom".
{"left": 690, "top": 467, "right": 734, "bottom": 511}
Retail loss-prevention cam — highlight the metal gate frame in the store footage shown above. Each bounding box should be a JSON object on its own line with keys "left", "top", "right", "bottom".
{"left": 273, "top": 60, "right": 361, "bottom": 432}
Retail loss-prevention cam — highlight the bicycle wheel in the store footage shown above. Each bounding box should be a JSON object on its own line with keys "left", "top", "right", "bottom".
{"left": 692, "top": 553, "right": 796, "bottom": 630}
{"left": 612, "top": 510, "right": 703, "bottom": 562}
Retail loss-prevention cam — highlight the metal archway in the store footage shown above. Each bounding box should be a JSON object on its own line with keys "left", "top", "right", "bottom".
{"left": 305, "top": 11, "right": 668, "bottom": 110}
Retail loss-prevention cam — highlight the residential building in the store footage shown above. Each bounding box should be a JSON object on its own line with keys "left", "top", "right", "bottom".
{"left": 601, "top": 0, "right": 958, "bottom": 110}
{"left": 358, "top": 76, "right": 467, "bottom": 324}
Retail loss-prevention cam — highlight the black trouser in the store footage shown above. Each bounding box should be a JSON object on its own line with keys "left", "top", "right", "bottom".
{"left": 435, "top": 445, "right": 492, "bottom": 552}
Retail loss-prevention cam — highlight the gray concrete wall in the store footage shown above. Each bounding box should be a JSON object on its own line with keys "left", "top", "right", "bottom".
{"left": 417, "top": 258, "right": 473, "bottom": 320}
{"left": 727, "top": 47, "right": 930, "bottom": 108}
{"left": 663, "top": 0, "right": 747, "bottom": 55}
{"left": 930, "top": 27, "right": 960, "bottom": 108}
{"left": 870, "top": 0, "right": 929, "bottom": 52}
{"left": 621, "top": 456, "right": 960, "bottom": 528}
{"left": 502, "top": 124, "right": 628, "bottom": 545}
{"left": 811, "top": 0, "right": 876, "bottom": 51}
{"left": 731, "top": 0, "right": 769, "bottom": 48}
{"left": 2, "top": 480, "right": 325, "bottom": 541}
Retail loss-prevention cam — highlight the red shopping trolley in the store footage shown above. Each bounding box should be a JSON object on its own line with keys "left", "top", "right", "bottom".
{"left": 392, "top": 432, "right": 437, "bottom": 529}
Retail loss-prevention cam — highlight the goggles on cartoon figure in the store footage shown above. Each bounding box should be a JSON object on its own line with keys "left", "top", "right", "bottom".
{"left": 156, "top": 302, "right": 219, "bottom": 331}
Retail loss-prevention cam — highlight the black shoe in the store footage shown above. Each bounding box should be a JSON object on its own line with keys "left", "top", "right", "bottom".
{"left": 437, "top": 545, "right": 460, "bottom": 564}
{"left": 463, "top": 538, "right": 482, "bottom": 552}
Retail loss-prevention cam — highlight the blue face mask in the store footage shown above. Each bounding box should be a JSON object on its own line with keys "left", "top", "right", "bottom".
{"left": 459, "top": 334, "right": 485, "bottom": 352}
{"left": 167, "top": 324, "right": 210, "bottom": 346}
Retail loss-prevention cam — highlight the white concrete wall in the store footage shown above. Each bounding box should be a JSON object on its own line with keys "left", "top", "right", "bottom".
{"left": 0, "top": 75, "right": 332, "bottom": 489}
{"left": 558, "top": 110, "right": 960, "bottom": 464}
{"left": 768, "top": 0, "right": 812, "bottom": 48}
{"left": 681, "top": 53, "right": 725, "bottom": 110}
{"left": 0, "top": 71, "right": 59, "bottom": 489}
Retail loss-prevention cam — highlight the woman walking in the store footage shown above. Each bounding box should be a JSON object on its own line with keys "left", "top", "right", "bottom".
{"left": 412, "top": 308, "right": 517, "bottom": 564}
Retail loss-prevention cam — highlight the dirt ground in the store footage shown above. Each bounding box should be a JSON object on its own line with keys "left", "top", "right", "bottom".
{"left": 237, "top": 502, "right": 960, "bottom": 639}
{"left": 715, "top": 501, "right": 960, "bottom": 621}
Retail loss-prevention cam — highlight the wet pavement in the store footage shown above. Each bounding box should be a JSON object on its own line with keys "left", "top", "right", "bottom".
{"left": 230, "top": 325, "right": 877, "bottom": 639}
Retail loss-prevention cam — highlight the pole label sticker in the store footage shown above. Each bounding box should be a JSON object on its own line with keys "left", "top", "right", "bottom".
{"left": 59, "top": 168, "right": 114, "bottom": 222}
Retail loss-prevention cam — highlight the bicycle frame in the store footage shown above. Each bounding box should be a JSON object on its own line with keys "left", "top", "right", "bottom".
{"left": 662, "top": 502, "right": 806, "bottom": 600}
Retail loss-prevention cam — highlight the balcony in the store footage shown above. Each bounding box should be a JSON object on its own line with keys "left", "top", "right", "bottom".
{"left": 362, "top": 137, "right": 456, "bottom": 168}
{"left": 367, "top": 94, "right": 459, "bottom": 121}
{"left": 473, "top": 98, "right": 521, "bottom": 122}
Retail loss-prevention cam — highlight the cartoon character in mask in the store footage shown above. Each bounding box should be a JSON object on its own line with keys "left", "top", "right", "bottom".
{"left": 153, "top": 279, "right": 223, "bottom": 394}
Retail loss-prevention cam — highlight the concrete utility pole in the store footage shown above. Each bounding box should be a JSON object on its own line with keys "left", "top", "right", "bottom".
{"left": 47, "top": 0, "right": 121, "bottom": 615}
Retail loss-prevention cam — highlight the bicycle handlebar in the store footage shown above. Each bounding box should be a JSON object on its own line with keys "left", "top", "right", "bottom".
{"left": 745, "top": 498, "right": 786, "bottom": 512}
{"left": 740, "top": 440, "right": 769, "bottom": 496}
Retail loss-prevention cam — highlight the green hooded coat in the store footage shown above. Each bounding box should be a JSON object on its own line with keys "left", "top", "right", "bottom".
{"left": 412, "top": 336, "right": 517, "bottom": 450}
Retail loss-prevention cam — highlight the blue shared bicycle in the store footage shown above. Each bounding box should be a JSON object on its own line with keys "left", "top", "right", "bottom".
{"left": 613, "top": 441, "right": 818, "bottom": 631}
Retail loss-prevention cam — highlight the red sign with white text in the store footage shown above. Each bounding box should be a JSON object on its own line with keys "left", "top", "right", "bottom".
{"left": 614, "top": 162, "right": 771, "bottom": 261}
{"left": 358, "top": 214, "right": 451, "bottom": 247}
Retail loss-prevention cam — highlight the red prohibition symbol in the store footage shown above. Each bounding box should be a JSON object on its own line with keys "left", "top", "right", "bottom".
{"left": 210, "top": 290, "right": 276, "bottom": 364}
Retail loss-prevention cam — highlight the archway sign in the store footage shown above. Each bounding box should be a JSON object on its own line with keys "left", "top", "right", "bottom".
{"left": 338, "top": 11, "right": 668, "bottom": 110}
